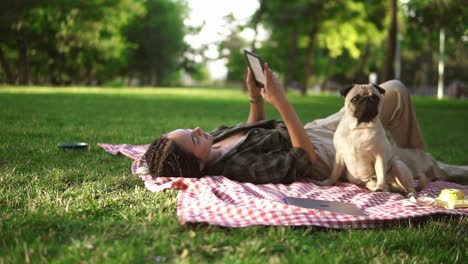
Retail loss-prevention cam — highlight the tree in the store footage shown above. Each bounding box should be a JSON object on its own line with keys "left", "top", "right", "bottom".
{"left": 52, "top": 0, "right": 145, "bottom": 84}
{"left": 0, "top": 0, "right": 146, "bottom": 85}
{"left": 0, "top": 46, "right": 15, "bottom": 84}
{"left": 251, "top": 0, "right": 301, "bottom": 89}
{"left": 382, "top": 0, "right": 397, "bottom": 82}
{"left": 401, "top": 0, "right": 466, "bottom": 94}
{"left": 258, "top": 0, "right": 328, "bottom": 94}
{"left": 0, "top": 0, "right": 48, "bottom": 84}
{"left": 125, "top": 0, "right": 188, "bottom": 86}
{"left": 258, "top": 0, "right": 386, "bottom": 93}
{"left": 316, "top": 0, "right": 385, "bottom": 90}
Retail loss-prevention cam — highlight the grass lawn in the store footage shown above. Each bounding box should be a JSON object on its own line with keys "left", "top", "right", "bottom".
{"left": 0, "top": 86, "right": 467, "bottom": 263}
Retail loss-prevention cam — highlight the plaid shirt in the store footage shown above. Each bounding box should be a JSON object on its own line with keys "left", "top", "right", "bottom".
{"left": 204, "top": 120, "right": 315, "bottom": 184}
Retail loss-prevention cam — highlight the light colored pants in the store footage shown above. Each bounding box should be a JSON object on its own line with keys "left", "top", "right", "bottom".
{"left": 304, "top": 80, "right": 468, "bottom": 184}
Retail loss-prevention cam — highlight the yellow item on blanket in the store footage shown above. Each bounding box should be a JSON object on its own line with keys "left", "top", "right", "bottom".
{"left": 435, "top": 189, "right": 468, "bottom": 209}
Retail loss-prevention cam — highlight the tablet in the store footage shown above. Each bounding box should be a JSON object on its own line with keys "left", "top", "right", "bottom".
{"left": 243, "top": 49, "right": 265, "bottom": 87}
{"left": 284, "top": 197, "right": 366, "bottom": 216}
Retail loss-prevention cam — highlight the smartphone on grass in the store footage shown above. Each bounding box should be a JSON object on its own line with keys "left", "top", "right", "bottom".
{"left": 243, "top": 49, "right": 265, "bottom": 88}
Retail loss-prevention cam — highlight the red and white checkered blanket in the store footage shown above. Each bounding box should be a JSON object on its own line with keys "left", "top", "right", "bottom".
{"left": 98, "top": 143, "right": 468, "bottom": 229}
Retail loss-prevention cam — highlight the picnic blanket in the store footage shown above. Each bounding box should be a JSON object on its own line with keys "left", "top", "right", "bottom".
{"left": 98, "top": 143, "right": 468, "bottom": 229}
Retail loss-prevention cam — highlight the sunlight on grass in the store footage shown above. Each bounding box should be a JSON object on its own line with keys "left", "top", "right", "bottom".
{"left": 0, "top": 86, "right": 246, "bottom": 99}
{"left": 0, "top": 86, "right": 328, "bottom": 103}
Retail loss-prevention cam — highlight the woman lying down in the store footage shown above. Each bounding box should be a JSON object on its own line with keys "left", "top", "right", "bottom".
{"left": 138, "top": 65, "right": 468, "bottom": 194}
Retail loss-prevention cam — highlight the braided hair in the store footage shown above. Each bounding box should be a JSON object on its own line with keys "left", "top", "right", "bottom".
{"left": 144, "top": 135, "right": 202, "bottom": 179}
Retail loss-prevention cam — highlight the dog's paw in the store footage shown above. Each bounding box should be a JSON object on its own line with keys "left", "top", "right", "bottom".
{"left": 404, "top": 188, "right": 417, "bottom": 198}
{"left": 371, "top": 183, "right": 387, "bottom": 192}
{"left": 312, "top": 179, "right": 333, "bottom": 186}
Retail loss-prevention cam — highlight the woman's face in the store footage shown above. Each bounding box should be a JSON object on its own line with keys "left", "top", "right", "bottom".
{"left": 166, "top": 127, "right": 213, "bottom": 163}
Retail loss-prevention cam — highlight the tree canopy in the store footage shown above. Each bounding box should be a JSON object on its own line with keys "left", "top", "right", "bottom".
{"left": 0, "top": 0, "right": 466, "bottom": 91}
{"left": 0, "top": 0, "right": 193, "bottom": 86}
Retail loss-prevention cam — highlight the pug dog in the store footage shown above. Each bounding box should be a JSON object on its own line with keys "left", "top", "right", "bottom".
{"left": 314, "top": 83, "right": 416, "bottom": 197}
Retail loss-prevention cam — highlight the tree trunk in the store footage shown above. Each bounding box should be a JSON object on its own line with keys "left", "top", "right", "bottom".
{"left": 17, "top": 34, "right": 29, "bottom": 85}
{"left": 382, "top": 0, "right": 397, "bottom": 82}
{"left": 321, "top": 57, "right": 335, "bottom": 92}
{"left": 283, "top": 28, "right": 298, "bottom": 91}
{"left": 437, "top": 28, "right": 445, "bottom": 99}
{"left": 355, "top": 42, "right": 370, "bottom": 83}
{"left": 0, "top": 47, "right": 15, "bottom": 84}
{"left": 85, "top": 66, "right": 93, "bottom": 86}
{"left": 301, "top": 28, "right": 318, "bottom": 96}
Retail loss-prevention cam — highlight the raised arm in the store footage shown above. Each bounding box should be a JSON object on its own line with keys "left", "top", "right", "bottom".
{"left": 261, "top": 64, "right": 318, "bottom": 165}
{"left": 246, "top": 67, "right": 266, "bottom": 123}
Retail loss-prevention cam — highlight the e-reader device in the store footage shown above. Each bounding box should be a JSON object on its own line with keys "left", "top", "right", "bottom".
{"left": 244, "top": 49, "right": 265, "bottom": 87}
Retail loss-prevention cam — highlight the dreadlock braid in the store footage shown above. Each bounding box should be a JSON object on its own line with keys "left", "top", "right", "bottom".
{"left": 144, "top": 135, "right": 202, "bottom": 179}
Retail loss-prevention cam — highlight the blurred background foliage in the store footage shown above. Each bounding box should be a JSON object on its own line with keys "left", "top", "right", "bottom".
{"left": 0, "top": 0, "right": 466, "bottom": 93}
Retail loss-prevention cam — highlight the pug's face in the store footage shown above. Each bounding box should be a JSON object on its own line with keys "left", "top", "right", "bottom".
{"left": 340, "top": 84, "right": 386, "bottom": 124}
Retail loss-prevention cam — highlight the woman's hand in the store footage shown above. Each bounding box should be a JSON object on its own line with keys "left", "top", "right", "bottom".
{"left": 261, "top": 63, "right": 287, "bottom": 109}
{"left": 246, "top": 66, "right": 265, "bottom": 123}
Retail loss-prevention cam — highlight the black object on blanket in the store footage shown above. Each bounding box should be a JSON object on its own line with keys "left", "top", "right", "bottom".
{"left": 58, "top": 142, "right": 89, "bottom": 151}
{"left": 284, "top": 197, "right": 366, "bottom": 216}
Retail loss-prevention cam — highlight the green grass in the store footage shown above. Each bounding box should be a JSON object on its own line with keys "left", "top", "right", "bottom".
{"left": 0, "top": 86, "right": 467, "bottom": 263}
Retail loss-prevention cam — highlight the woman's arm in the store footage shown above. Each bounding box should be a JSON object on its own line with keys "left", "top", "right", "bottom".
{"left": 261, "top": 64, "right": 318, "bottom": 165}
{"left": 246, "top": 67, "right": 266, "bottom": 123}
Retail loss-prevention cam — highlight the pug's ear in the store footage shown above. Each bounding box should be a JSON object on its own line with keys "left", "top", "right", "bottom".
{"left": 340, "top": 84, "right": 355, "bottom": 97}
{"left": 371, "top": 83, "right": 386, "bottom": 95}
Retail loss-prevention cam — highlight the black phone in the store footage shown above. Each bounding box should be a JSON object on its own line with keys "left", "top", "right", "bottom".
{"left": 243, "top": 49, "right": 265, "bottom": 88}
{"left": 58, "top": 142, "right": 89, "bottom": 151}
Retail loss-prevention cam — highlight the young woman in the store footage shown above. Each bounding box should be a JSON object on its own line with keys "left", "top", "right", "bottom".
{"left": 140, "top": 64, "right": 468, "bottom": 185}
